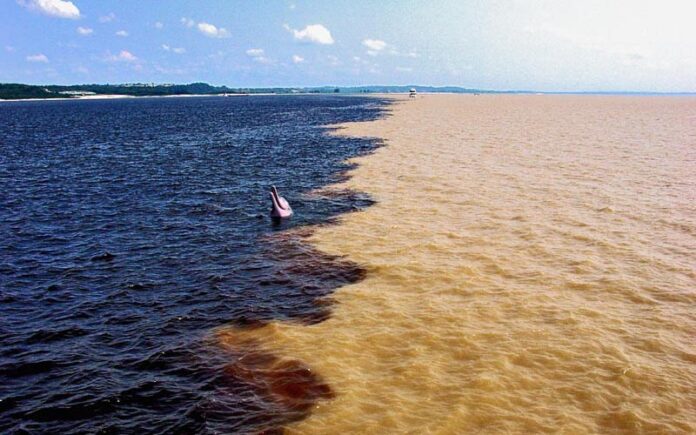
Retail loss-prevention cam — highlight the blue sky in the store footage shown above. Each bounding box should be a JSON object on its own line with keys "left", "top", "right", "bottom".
{"left": 2, "top": 0, "right": 695, "bottom": 91}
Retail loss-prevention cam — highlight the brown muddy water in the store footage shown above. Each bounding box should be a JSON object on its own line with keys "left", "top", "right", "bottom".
{"left": 218, "top": 94, "right": 696, "bottom": 433}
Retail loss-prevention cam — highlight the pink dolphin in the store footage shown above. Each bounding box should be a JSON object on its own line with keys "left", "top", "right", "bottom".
{"left": 270, "top": 186, "right": 293, "bottom": 219}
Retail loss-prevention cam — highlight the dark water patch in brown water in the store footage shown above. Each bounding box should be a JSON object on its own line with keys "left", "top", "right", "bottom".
{"left": 221, "top": 189, "right": 376, "bottom": 331}
{"left": 209, "top": 191, "right": 374, "bottom": 433}
{"left": 216, "top": 332, "right": 334, "bottom": 433}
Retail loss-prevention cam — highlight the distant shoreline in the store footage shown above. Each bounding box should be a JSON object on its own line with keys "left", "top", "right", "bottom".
{"left": 2, "top": 82, "right": 694, "bottom": 102}
{"left": 0, "top": 92, "right": 322, "bottom": 102}
{"left": 3, "top": 92, "right": 696, "bottom": 103}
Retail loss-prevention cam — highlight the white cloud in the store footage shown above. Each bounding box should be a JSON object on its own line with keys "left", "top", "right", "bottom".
{"left": 115, "top": 30, "right": 128, "bottom": 37}
{"left": 74, "top": 65, "right": 88, "bottom": 73}
{"left": 197, "top": 22, "right": 230, "bottom": 38}
{"left": 292, "top": 54, "right": 304, "bottom": 63}
{"left": 246, "top": 48, "right": 264, "bottom": 57}
{"left": 181, "top": 18, "right": 230, "bottom": 38}
{"left": 363, "top": 39, "right": 390, "bottom": 57}
{"left": 162, "top": 44, "right": 187, "bottom": 54}
{"left": 26, "top": 53, "right": 49, "bottom": 63}
{"left": 246, "top": 48, "right": 272, "bottom": 64}
{"left": 99, "top": 12, "right": 115, "bottom": 23}
{"left": 18, "top": 0, "right": 80, "bottom": 19}
{"left": 105, "top": 50, "right": 137, "bottom": 62}
{"left": 284, "top": 24, "right": 334, "bottom": 45}
{"left": 5, "top": 45, "right": 16, "bottom": 52}
{"left": 362, "top": 39, "right": 416, "bottom": 58}
{"left": 362, "top": 39, "right": 387, "bottom": 51}
{"left": 77, "top": 26, "right": 93, "bottom": 36}
{"left": 154, "top": 21, "right": 164, "bottom": 29}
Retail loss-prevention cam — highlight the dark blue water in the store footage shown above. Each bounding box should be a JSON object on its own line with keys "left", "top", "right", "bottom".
{"left": 0, "top": 95, "right": 389, "bottom": 434}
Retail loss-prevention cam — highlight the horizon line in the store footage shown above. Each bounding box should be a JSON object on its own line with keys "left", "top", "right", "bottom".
{"left": 1, "top": 81, "right": 695, "bottom": 96}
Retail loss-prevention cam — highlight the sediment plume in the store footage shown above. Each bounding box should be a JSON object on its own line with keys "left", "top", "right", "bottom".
{"left": 220, "top": 94, "right": 696, "bottom": 433}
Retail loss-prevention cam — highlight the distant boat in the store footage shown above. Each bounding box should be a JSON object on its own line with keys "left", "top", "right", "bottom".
{"left": 409, "top": 88, "right": 417, "bottom": 98}
{"left": 270, "top": 186, "right": 293, "bottom": 219}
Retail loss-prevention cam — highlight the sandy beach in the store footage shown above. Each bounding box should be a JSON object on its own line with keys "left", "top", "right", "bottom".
{"left": 0, "top": 93, "right": 235, "bottom": 103}
{"left": 219, "top": 94, "right": 696, "bottom": 433}
{"left": 0, "top": 92, "right": 378, "bottom": 103}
